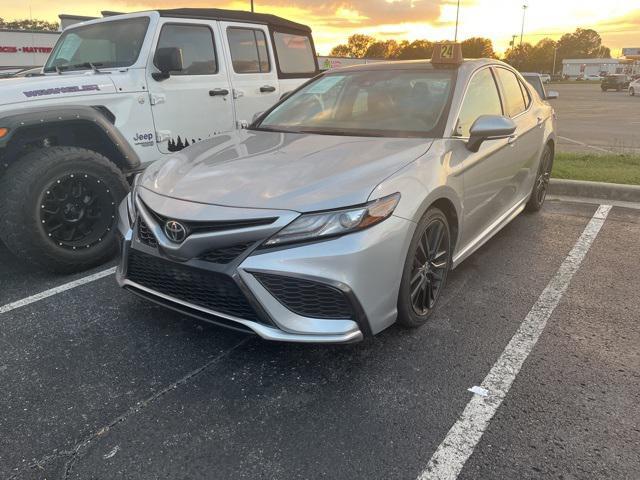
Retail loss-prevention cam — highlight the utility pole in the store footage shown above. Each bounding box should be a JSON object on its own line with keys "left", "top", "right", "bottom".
{"left": 454, "top": 0, "right": 461, "bottom": 42}
{"left": 552, "top": 47, "right": 558, "bottom": 75}
{"left": 520, "top": 3, "right": 527, "bottom": 45}
{"left": 251, "top": 0, "right": 254, "bottom": 12}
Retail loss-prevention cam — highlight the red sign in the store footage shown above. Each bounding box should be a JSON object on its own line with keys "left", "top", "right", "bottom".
{"left": 0, "top": 46, "right": 53, "bottom": 54}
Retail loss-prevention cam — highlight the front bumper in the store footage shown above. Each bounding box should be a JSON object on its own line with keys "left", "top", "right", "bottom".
{"left": 116, "top": 189, "right": 415, "bottom": 343}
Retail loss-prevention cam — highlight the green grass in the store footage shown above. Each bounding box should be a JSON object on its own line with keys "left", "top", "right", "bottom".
{"left": 553, "top": 152, "right": 640, "bottom": 185}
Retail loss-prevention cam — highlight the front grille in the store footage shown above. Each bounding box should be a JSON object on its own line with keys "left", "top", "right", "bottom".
{"left": 145, "top": 204, "right": 277, "bottom": 235}
{"left": 254, "top": 273, "right": 354, "bottom": 319}
{"left": 137, "top": 217, "right": 158, "bottom": 249}
{"left": 127, "top": 249, "right": 262, "bottom": 323}
{"left": 200, "top": 242, "right": 254, "bottom": 264}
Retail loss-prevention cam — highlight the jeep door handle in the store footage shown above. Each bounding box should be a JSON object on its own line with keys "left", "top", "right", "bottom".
{"left": 209, "top": 88, "right": 229, "bottom": 97}
{"left": 260, "top": 85, "right": 276, "bottom": 93}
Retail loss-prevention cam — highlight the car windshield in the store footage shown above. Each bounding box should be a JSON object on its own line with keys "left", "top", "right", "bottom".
{"left": 255, "top": 68, "right": 456, "bottom": 138}
{"left": 44, "top": 17, "right": 150, "bottom": 72}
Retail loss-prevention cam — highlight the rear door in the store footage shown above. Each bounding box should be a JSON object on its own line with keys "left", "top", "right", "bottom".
{"left": 221, "top": 22, "right": 280, "bottom": 126}
{"left": 147, "top": 19, "right": 235, "bottom": 153}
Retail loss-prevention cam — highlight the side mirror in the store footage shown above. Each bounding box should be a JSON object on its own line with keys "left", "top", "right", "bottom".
{"left": 252, "top": 111, "right": 265, "bottom": 124}
{"left": 153, "top": 47, "right": 184, "bottom": 81}
{"left": 466, "top": 115, "right": 517, "bottom": 152}
{"left": 546, "top": 90, "right": 559, "bottom": 100}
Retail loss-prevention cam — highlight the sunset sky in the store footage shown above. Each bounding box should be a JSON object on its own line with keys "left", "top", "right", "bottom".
{"left": 4, "top": 1, "right": 639, "bottom": 56}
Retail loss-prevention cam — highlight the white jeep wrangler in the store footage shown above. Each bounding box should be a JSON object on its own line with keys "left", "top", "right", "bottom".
{"left": 0, "top": 8, "right": 318, "bottom": 272}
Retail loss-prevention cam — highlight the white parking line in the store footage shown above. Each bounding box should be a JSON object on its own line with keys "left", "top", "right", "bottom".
{"left": 559, "top": 136, "right": 613, "bottom": 154}
{"left": 417, "top": 204, "right": 612, "bottom": 480}
{"left": 0, "top": 267, "right": 116, "bottom": 315}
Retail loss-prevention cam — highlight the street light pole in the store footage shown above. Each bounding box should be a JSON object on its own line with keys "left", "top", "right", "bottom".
{"left": 454, "top": 0, "right": 461, "bottom": 42}
{"left": 520, "top": 4, "right": 527, "bottom": 45}
{"left": 552, "top": 47, "right": 558, "bottom": 75}
{"left": 251, "top": 0, "right": 254, "bottom": 12}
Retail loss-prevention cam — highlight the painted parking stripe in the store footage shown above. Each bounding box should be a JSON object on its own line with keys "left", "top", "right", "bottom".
{"left": 0, "top": 267, "right": 116, "bottom": 315}
{"left": 558, "top": 136, "right": 613, "bottom": 154}
{"left": 417, "top": 204, "right": 612, "bottom": 480}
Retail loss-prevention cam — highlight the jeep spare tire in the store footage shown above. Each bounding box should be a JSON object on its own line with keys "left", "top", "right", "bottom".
{"left": 0, "top": 147, "right": 129, "bottom": 273}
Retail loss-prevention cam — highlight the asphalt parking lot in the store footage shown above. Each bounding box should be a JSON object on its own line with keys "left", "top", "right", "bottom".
{"left": 1, "top": 199, "right": 639, "bottom": 480}
{"left": 552, "top": 83, "right": 640, "bottom": 155}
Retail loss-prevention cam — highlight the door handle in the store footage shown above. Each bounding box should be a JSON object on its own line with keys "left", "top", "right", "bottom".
{"left": 209, "top": 88, "right": 229, "bottom": 97}
{"left": 537, "top": 116, "right": 543, "bottom": 128}
{"left": 260, "top": 85, "right": 276, "bottom": 93}
{"left": 507, "top": 134, "right": 518, "bottom": 146}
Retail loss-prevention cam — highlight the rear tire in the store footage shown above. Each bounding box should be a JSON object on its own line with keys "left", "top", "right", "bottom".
{"left": 525, "top": 144, "right": 553, "bottom": 213}
{"left": 0, "top": 147, "right": 129, "bottom": 273}
{"left": 397, "top": 208, "right": 451, "bottom": 328}
{"left": 630, "top": 88, "right": 635, "bottom": 96}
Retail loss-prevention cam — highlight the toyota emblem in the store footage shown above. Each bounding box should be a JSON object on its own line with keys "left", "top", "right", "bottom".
{"left": 164, "top": 220, "right": 187, "bottom": 243}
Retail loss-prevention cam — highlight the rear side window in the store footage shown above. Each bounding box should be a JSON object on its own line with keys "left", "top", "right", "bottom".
{"left": 155, "top": 24, "right": 217, "bottom": 75}
{"left": 227, "top": 28, "right": 270, "bottom": 73}
{"left": 456, "top": 68, "right": 503, "bottom": 137}
{"left": 496, "top": 68, "right": 528, "bottom": 117}
{"left": 273, "top": 31, "right": 316, "bottom": 74}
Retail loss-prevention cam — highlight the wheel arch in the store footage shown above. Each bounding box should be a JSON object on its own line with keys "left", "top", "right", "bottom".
{"left": 0, "top": 105, "right": 141, "bottom": 175}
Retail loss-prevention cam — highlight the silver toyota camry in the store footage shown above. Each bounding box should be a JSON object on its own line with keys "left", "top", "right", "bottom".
{"left": 116, "top": 45, "right": 556, "bottom": 343}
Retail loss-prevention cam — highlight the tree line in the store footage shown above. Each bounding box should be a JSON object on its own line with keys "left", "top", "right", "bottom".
{"left": 0, "top": 18, "right": 59, "bottom": 32}
{"left": 329, "top": 28, "right": 611, "bottom": 74}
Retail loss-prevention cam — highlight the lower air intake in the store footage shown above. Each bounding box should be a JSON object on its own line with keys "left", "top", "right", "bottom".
{"left": 254, "top": 273, "right": 355, "bottom": 319}
{"left": 127, "top": 249, "right": 263, "bottom": 323}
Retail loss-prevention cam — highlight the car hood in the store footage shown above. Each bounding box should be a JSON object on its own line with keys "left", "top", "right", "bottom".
{"left": 0, "top": 73, "right": 116, "bottom": 107}
{"left": 142, "top": 130, "right": 433, "bottom": 212}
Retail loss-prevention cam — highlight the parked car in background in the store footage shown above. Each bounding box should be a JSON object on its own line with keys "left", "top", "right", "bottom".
{"left": 629, "top": 78, "right": 640, "bottom": 96}
{"left": 601, "top": 74, "right": 630, "bottom": 91}
{"left": 116, "top": 45, "right": 557, "bottom": 343}
{"left": 521, "top": 72, "right": 559, "bottom": 101}
{"left": 540, "top": 73, "right": 551, "bottom": 84}
{"left": 580, "top": 74, "right": 603, "bottom": 81}
{"left": 0, "top": 8, "right": 319, "bottom": 273}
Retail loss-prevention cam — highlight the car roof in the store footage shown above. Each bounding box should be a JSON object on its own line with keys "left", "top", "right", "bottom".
{"left": 156, "top": 8, "right": 311, "bottom": 32}
{"left": 326, "top": 57, "right": 505, "bottom": 74}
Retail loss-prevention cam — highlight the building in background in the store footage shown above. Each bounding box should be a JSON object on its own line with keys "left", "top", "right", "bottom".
{"left": 562, "top": 49, "right": 640, "bottom": 79}
{"left": 0, "top": 14, "right": 93, "bottom": 73}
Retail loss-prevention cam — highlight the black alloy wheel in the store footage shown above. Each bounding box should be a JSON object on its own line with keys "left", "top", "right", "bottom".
{"left": 40, "top": 173, "right": 117, "bottom": 250}
{"left": 526, "top": 145, "right": 553, "bottom": 212}
{"left": 410, "top": 219, "right": 449, "bottom": 315}
{"left": 0, "top": 146, "right": 128, "bottom": 273}
{"left": 397, "top": 208, "right": 451, "bottom": 328}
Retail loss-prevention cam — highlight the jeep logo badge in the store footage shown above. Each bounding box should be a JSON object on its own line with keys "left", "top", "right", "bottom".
{"left": 164, "top": 220, "right": 187, "bottom": 243}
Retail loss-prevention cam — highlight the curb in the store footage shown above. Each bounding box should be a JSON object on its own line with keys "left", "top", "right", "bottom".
{"left": 549, "top": 179, "right": 640, "bottom": 203}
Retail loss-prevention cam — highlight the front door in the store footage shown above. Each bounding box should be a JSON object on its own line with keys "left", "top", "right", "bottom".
{"left": 147, "top": 19, "right": 235, "bottom": 153}
{"left": 453, "top": 67, "right": 520, "bottom": 248}
{"left": 220, "top": 22, "right": 280, "bottom": 126}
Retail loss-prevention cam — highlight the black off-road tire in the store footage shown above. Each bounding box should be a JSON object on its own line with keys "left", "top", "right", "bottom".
{"left": 525, "top": 144, "right": 554, "bottom": 213}
{"left": 0, "top": 147, "right": 129, "bottom": 273}
{"left": 397, "top": 207, "right": 451, "bottom": 328}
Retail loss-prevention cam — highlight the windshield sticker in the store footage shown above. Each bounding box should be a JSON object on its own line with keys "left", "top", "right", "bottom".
{"left": 23, "top": 84, "right": 100, "bottom": 98}
{"left": 305, "top": 75, "right": 345, "bottom": 94}
{"left": 56, "top": 34, "right": 82, "bottom": 62}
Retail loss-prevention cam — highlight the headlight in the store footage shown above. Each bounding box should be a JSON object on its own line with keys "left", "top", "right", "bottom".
{"left": 264, "top": 193, "right": 400, "bottom": 247}
{"left": 127, "top": 173, "right": 143, "bottom": 224}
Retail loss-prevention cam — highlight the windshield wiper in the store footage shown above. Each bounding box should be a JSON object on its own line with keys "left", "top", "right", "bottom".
{"left": 48, "top": 62, "right": 105, "bottom": 73}
{"left": 296, "top": 129, "right": 385, "bottom": 138}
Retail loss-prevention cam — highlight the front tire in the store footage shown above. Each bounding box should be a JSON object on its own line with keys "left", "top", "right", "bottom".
{"left": 0, "top": 147, "right": 129, "bottom": 273}
{"left": 525, "top": 144, "right": 553, "bottom": 212}
{"left": 397, "top": 208, "right": 451, "bottom": 328}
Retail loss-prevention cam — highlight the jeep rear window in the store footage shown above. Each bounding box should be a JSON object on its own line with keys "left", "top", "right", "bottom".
{"left": 44, "top": 17, "right": 150, "bottom": 72}
{"left": 273, "top": 31, "right": 316, "bottom": 74}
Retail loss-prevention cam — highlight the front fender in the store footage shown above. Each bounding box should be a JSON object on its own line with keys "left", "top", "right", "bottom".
{"left": 0, "top": 105, "right": 141, "bottom": 171}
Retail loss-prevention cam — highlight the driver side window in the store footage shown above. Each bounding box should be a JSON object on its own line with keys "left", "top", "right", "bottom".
{"left": 456, "top": 68, "right": 503, "bottom": 137}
